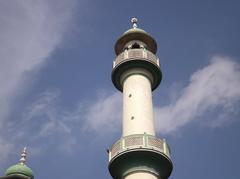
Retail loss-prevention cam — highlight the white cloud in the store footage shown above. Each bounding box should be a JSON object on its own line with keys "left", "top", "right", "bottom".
{"left": 83, "top": 56, "right": 240, "bottom": 135}
{"left": 155, "top": 56, "right": 240, "bottom": 133}
{"left": 0, "top": 0, "right": 77, "bottom": 162}
{"left": 82, "top": 91, "right": 122, "bottom": 135}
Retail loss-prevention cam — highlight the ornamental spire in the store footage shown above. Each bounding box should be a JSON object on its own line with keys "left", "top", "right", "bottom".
{"left": 19, "top": 147, "right": 27, "bottom": 165}
{"left": 131, "top": 17, "right": 138, "bottom": 29}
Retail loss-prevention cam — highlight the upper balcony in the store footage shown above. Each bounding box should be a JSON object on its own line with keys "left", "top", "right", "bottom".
{"left": 113, "top": 49, "right": 160, "bottom": 69}
{"left": 111, "top": 49, "right": 162, "bottom": 91}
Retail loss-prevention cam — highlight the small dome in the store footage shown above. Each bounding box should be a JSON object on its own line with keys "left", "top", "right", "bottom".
{"left": 123, "top": 27, "right": 148, "bottom": 35}
{"left": 115, "top": 19, "right": 157, "bottom": 55}
{"left": 115, "top": 27, "right": 157, "bottom": 55}
{"left": 5, "top": 163, "right": 34, "bottom": 178}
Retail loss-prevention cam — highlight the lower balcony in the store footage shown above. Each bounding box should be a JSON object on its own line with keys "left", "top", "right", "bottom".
{"left": 108, "top": 133, "right": 171, "bottom": 162}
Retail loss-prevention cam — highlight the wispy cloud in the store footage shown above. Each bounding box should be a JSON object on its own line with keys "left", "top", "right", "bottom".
{"left": 0, "top": 90, "right": 81, "bottom": 159}
{"left": 24, "top": 91, "right": 72, "bottom": 137}
{"left": 0, "top": 138, "right": 13, "bottom": 163}
{"left": 83, "top": 56, "right": 240, "bottom": 134}
{"left": 22, "top": 90, "right": 78, "bottom": 153}
{"left": 0, "top": 0, "right": 77, "bottom": 162}
{"left": 0, "top": 0, "right": 76, "bottom": 121}
{"left": 14, "top": 90, "right": 121, "bottom": 155}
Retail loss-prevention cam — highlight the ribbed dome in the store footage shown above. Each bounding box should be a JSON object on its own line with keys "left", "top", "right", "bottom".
{"left": 5, "top": 164, "right": 34, "bottom": 178}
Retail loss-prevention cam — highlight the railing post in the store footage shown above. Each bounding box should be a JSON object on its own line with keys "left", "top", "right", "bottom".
{"left": 109, "top": 150, "right": 111, "bottom": 162}
{"left": 157, "top": 58, "right": 160, "bottom": 67}
{"left": 121, "top": 137, "right": 125, "bottom": 150}
{"left": 163, "top": 138, "right": 167, "bottom": 154}
{"left": 113, "top": 61, "right": 116, "bottom": 68}
{"left": 144, "top": 132, "right": 148, "bottom": 147}
{"left": 143, "top": 49, "right": 147, "bottom": 58}
{"left": 124, "top": 49, "right": 128, "bottom": 59}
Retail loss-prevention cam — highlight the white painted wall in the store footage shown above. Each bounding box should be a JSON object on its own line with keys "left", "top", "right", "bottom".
{"left": 122, "top": 68, "right": 155, "bottom": 136}
{"left": 124, "top": 172, "right": 159, "bottom": 179}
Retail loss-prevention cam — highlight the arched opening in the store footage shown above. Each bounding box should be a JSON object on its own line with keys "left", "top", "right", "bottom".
{"left": 131, "top": 43, "right": 140, "bottom": 49}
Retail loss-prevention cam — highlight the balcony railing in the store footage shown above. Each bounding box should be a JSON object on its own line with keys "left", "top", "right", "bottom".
{"left": 113, "top": 49, "right": 160, "bottom": 69}
{"left": 108, "top": 134, "right": 171, "bottom": 162}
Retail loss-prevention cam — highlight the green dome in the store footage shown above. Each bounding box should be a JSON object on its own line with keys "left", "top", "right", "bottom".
{"left": 5, "top": 163, "right": 34, "bottom": 178}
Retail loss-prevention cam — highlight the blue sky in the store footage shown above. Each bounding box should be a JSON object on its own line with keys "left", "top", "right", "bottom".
{"left": 0, "top": 0, "right": 240, "bottom": 179}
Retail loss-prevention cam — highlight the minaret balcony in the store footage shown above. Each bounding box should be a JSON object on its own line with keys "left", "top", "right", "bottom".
{"left": 113, "top": 49, "right": 160, "bottom": 69}
{"left": 108, "top": 134, "right": 171, "bottom": 162}
{"left": 112, "top": 49, "right": 162, "bottom": 91}
{"left": 108, "top": 134, "right": 172, "bottom": 179}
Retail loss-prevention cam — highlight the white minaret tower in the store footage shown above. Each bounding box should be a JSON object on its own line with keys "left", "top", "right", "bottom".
{"left": 108, "top": 18, "right": 173, "bottom": 179}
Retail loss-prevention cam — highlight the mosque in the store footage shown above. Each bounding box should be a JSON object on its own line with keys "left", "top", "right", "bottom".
{"left": 1, "top": 18, "right": 173, "bottom": 179}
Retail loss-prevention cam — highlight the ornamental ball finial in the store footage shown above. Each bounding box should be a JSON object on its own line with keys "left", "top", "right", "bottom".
{"left": 131, "top": 17, "right": 138, "bottom": 28}
{"left": 19, "top": 147, "right": 27, "bottom": 165}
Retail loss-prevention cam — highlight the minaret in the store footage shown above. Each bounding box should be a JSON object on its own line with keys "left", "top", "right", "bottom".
{"left": 1, "top": 147, "right": 34, "bottom": 179}
{"left": 108, "top": 18, "right": 173, "bottom": 179}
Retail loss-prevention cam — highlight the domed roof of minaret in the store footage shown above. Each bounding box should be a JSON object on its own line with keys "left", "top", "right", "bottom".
{"left": 5, "top": 147, "right": 34, "bottom": 178}
{"left": 115, "top": 17, "right": 157, "bottom": 55}
{"left": 123, "top": 26, "right": 148, "bottom": 35}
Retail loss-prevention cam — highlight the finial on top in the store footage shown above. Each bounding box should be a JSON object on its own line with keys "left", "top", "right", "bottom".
{"left": 131, "top": 17, "right": 138, "bottom": 29}
{"left": 19, "top": 147, "right": 27, "bottom": 165}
